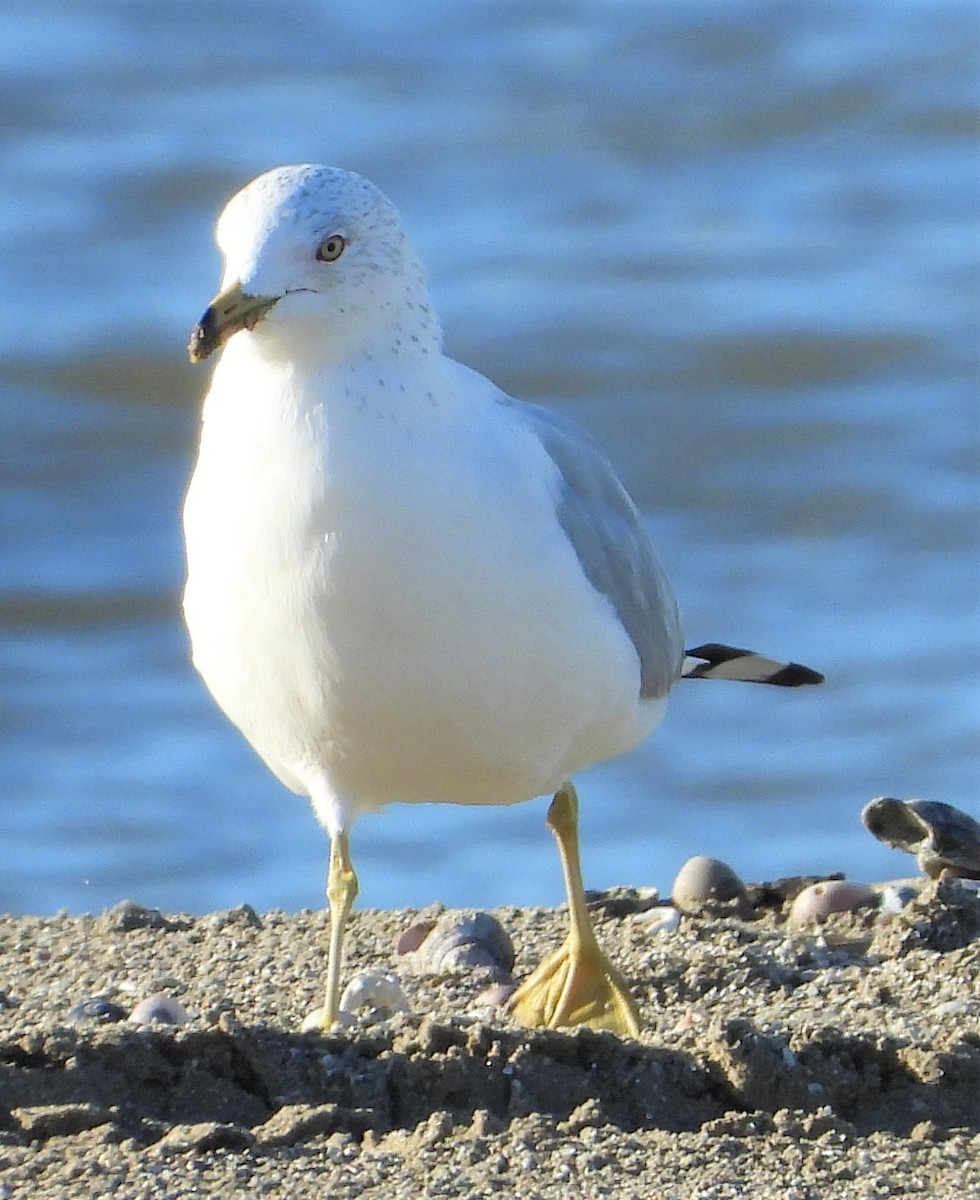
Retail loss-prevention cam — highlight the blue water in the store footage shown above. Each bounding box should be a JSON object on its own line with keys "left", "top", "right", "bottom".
{"left": 0, "top": 1, "right": 977, "bottom": 916}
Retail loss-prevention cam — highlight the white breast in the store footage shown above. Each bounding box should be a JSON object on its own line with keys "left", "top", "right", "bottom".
{"left": 183, "top": 341, "right": 663, "bottom": 833}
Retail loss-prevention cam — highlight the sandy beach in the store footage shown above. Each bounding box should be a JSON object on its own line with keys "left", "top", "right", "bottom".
{"left": 0, "top": 876, "right": 976, "bottom": 1199}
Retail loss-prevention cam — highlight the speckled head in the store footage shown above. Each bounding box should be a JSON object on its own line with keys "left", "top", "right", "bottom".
{"left": 189, "top": 164, "right": 440, "bottom": 366}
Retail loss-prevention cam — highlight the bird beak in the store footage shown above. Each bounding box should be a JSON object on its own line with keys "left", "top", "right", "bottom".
{"left": 188, "top": 281, "right": 280, "bottom": 363}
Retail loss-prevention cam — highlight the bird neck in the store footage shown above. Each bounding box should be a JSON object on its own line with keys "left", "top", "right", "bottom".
{"left": 211, "top": 322, "right": 461, "bottom": 432}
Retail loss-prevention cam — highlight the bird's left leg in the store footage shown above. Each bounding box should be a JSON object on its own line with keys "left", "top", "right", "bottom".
{"left": 508, "top": 783, "right": 641, "bottom": 1037}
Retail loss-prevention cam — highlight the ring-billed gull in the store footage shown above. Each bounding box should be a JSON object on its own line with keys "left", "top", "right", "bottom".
{"left": 184, "top": 164, "right": 822, "bottom": 1036}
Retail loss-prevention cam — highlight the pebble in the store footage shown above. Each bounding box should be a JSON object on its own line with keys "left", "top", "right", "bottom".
{"left": 205, "top": 904, "right": 264, "bottom": 931}
{"left": 788, "top": 880, "right": 876, "bottom": 926}
{"left": 106, "top": 900, "right": 172, "bottom": 932}
{"left": 671, "top": 856, "right": 749, "bottom": 913}
{"left": 128, "top": 993, "right": 191, "bottom": 1026}
{"left": 934, "top": 999, "right": 974, "bottom": 1018}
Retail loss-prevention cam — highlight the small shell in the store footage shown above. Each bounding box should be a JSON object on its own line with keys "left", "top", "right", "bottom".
{"left": 128, "top": 993, "right": 190, "bottom": 1026}
{"left": 633, "top": 905, "right": 682, "bottom": 935}
{"left": 471, "top": 980, "right": 517, "bottom": 1010}
{"left": 788, "top": 880, "right": 876, "bottom": 927}
{"left": 396, "top": 919, "right": 436, "bottom": 955}
{"left": 875, "top": 883, "right": 919, "bottom": 914}
{"left": 671, "top": 856, "right": 749, "bottom": 913}
{"left": 66, "top": 997, "right": 127, "bottom": 1026}
{"left": 415, "top": 910, "right": 515, "bottom": 975}
{"left": 338, "top": 970, "right": 409, "bottom": 1018}
{"left": 861, "top": 797, "right": 980, "bottom": 880}
{"left": 300, "top": 1007, "right": 335, "bottom": 1033}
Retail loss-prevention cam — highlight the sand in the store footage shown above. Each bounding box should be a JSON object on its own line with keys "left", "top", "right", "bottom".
{"left": 0, "top": 876, "right": 977, "bottom": 1199}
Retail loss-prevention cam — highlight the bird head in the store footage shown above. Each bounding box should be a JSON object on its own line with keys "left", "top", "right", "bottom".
{"left": 189, "top": 164, "right": 439, "bottom": 367}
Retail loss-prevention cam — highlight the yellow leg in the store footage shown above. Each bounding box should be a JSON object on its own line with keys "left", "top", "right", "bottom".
{"left": 509, "top": 784, "right": 641, "bottom": 1037}
{"left": 320, "top": 831, "right": 359, "bottom": 1030}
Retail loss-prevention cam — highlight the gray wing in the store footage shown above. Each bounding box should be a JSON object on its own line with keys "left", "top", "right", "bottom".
{"left": 511, "top": 398, "right": 684, "bottom": 700}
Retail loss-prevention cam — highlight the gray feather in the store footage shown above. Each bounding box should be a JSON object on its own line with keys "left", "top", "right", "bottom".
{"left": 511, "top": 399, "right": 684, "bottom": 700}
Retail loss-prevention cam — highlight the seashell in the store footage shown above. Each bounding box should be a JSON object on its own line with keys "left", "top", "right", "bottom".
{"left": 861, "top": 797, "right": 980, "bottom": 880}
{"left": 338, "top": 970, "right": 409, "bottom": 1018}
{"left": 875, "top": 883, "right": 919, "bottom": 914}
{"left": 415, "top": 910, "right": 515, "bottom": 975}
{"left": 300, "top": 1007, "right": 337, "bottom": 1033}
{"left": 633, "top": 905, "right": 682, "bottom": 935}
{"left": 128, "top": 993, "right": 191, "bottom": 1026}
{"left": 671, "top": 856, "right": 749, "bottom": 914}
{"left": 471, "top": 980, "right": 517, "bottom": 1010}
{"left": 788, "top": 880, "right": 876, "bottom": 927}
{"left": 396, "top": 919, "right": 437, "bottom": 955}
{"left": 66, "top": 997, "right": 127, "bottom": 1025}
{"left": 671, "top": 1009, "right": 708, "bottom": 1035}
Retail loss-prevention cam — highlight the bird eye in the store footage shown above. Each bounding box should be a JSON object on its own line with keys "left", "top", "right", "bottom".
{"left": 316, "top": 234, "right": 346, "bottom": 263}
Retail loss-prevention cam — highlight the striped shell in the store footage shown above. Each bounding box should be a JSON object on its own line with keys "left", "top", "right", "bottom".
{"left": 414, "top": 910, "right": 515, "bottom": 975}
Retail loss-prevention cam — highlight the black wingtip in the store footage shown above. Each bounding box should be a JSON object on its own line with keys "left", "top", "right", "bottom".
{"left": 683, "top": 643, "right": 824, "bottom": 687}
{"left": 766, "top": 662, "right": 825, "bottom": 687}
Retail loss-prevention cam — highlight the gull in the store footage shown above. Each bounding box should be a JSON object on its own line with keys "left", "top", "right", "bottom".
{"left": 184, "top": 164, "right": 822, "bottom": 1036}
